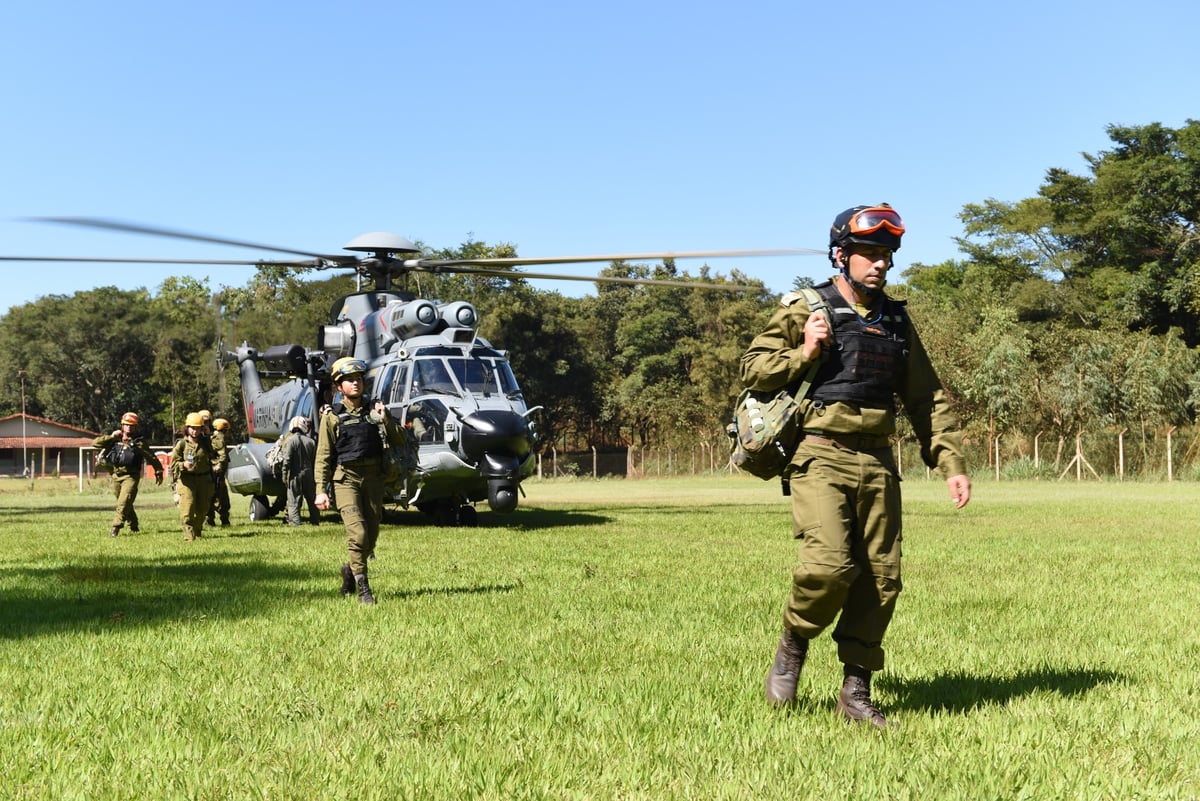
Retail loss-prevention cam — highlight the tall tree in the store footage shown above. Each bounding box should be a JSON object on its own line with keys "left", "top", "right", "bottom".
{"left": 959, "top": 120, "right": 1200, "bottom": 344}
{"left": 0, "top": 289, "right": 164, "bottom": 438}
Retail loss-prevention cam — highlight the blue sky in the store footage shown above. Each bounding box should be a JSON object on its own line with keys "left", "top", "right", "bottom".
{"left": 3, "top": 0, "right": 1197, "bottom": 312}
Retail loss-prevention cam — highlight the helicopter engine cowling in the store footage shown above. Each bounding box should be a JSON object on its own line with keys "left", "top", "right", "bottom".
{"left": 319, "top": 320, "right": 355, "bottom": 358}
{"left": 439, "top": 301, "right": 478, "bottom": 330}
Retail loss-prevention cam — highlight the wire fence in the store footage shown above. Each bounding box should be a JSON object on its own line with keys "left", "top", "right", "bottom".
{"left": 539, "top": 425, "right": 1200, "bottom": 482}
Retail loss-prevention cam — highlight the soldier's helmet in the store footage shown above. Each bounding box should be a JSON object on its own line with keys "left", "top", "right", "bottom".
{"left": 331, "top": 357, "right": 368, "bottom": 382}
{"left": 185, "top": 412, "right": 205, "bottom": 428}
{"left": 198, "top": 410, "right": 212, "bottom": 422}
{"left": 121, "top": 412, "right": 140, "bottom": 426}
{"left": 213, "top": 418, "right": 230, "bottom": 431}
{"left": 829, "top": 203, "right": 906, "bottom": 251}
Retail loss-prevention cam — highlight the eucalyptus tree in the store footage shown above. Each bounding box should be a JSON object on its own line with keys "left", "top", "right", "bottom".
{"left": 1117, "top": 328, "right": 1198, "bottom": 460}
{"left": 678, "top": 267, "right": 775, "bottom": 437}
{"left": 963, "top": 305, "right": 1035, "bottom": 453}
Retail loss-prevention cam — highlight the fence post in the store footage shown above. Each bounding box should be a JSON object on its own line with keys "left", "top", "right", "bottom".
{"left": 1118, "top": 428, "right": 1127, "bottom": 481}
{"left": 1167, "top": 426, "right": 1177, "bottom": 481}
{"left": 994, "top": 434, "right": 1002, "bottom": 481}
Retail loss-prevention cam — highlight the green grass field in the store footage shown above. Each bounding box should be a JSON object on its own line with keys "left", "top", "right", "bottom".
{"left": 2, "top": 476, "right": 1197, "bottom": 800}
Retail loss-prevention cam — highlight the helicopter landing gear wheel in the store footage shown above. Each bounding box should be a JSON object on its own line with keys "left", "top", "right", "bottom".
{"left": 249, "top": 495, "right": 272, "bottom": 522}
{"left": 424, "top": 501, "right": 457, "bottom": 527}
{"left": 421, "top": 500, "right": 479, "bottom": 527}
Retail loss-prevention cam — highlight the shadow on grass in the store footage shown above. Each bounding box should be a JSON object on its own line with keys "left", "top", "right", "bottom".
{"left": 0, "top": 554, "right": 309, "bottom": 640}
{"left": 392, "top": 582, "right": 523, "bottom": 600}
{"left": 378, "top": 506, "right": 613, "bottom": 529}
{"left": 0, "top": 553, "right": 524, "bottom": 641}
{"left": 881, "top": 666, "right": 1124, "bottom": 713}
{"left": 1, "top": 504, "right": 116, "bottom": 518}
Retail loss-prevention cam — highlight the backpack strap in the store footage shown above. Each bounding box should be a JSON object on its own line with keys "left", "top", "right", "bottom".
{"left": 795, "top": 287, "right": 830, "bottom": 401}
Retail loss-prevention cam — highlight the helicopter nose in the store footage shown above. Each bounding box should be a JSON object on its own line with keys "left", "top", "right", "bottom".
{"left": 458, "top": 410, "right": 531, "bottom": 461}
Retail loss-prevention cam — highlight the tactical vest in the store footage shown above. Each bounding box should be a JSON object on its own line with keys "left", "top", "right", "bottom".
{"left": 808, "top": 281, "right": 910, "bottom": 409}
{"left": 111, "top": 440, "right": 142, "bottom": 470}
{"left": 332, "top": 402, "right": 383, "bottom": 464}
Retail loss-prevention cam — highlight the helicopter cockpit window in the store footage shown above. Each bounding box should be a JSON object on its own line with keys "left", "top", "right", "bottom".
{"left": 449, "top": 358, "right": 498, "bottom": 394}
{"left": 406, "top": 399, "right": 447, "bottom": 442}
{"left": 411, "top": 351, "right": 523, "bottom": 399}
{"left": 390, "top": 364, "right": 410, "bottom": 405}
{"left": 413, "top": 359, "right": 459, "bottom": 396}
{"left": 494, "top": 360, "right": 522, "bottom": 398}
{"left": 374, "top": 365, "right": 397, "bottom": 404}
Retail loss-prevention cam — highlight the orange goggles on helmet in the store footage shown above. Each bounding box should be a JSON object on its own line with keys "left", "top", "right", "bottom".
{"left": 848, "top": 206, "right": 906, "bottom": 237}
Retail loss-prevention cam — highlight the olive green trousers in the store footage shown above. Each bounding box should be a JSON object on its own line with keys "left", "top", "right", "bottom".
{"left": 333, "top": 468, "right": 384, "bottom": 578}
{"left": 110, "top": 473, "right": 141, "bottom": 529}
{"left": 783, "top": 439, "right": 903, "bottom": 672}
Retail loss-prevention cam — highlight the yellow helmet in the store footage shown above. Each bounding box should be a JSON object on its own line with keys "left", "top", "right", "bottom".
{"left": 199, "top": 409, "right": 213, "bottom": 422}
{"left": 213, "top": 418, "right": 230, "bottom": 431}
{"left": 185, "top": 412, "right": 205, "bottom": 428}
{"left": 120, "top": 412, "right": 140, "bottom": 426}
{"left": 331, "top": 357, "right": 368, "bottom": 382}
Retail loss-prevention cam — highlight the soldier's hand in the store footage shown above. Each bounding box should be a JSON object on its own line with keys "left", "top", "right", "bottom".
{"left": 801, "top": 312, "right": 832, "bottom": 362}
{"left": 947, "top": 474, "right": 971, "bottom": 509}
{"left": 315, "top": 492, "right": 331, "bottom": 511}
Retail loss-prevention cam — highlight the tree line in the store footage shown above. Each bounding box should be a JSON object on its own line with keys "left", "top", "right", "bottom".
{"left": 2, "top": 120, "right": 1198, "bottom": 477}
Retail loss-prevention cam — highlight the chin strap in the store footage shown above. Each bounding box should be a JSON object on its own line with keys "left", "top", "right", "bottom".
{"left": 838, "top": 257, "right": 886, "bottom": 298}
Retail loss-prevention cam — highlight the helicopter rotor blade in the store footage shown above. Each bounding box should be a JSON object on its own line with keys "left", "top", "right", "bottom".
{"left": 417, "top": 247, "right": 821, "bottom": 269}
{"left": 25, "top": 216, "right": 356, "bottom": 264}
{"left": 6, "top": 218, "right": 822, "bottom": 290}
{"left": 393, "top": 247, "right": 819, "bottom": 290}
{"left": 0, "top": 255, "right": 327, "bottom": 267}
{"left": 403, "top": 264, "right": 765, "bottom": 291}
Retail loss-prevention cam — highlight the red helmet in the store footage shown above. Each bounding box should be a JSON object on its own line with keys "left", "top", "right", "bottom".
{"left": 121, "top": 412, "right": 140, "bottom": 426}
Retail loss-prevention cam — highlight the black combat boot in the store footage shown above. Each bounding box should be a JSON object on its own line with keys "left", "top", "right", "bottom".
{"left": 340, "top": 563, "right": 355, "bottom": 597}
{"left": 764, "top": 629, "right": 809, "bottom": 706}
{"left": 836, "top": 664, "right": 891, "bottom": 728}
{"left": 129, "top": 515, "right": 139, "bottom": 533}
{"left": 109, "top": 526, "right": 120, "bottom": 538}
{"left": 355, "top": 574, "right": 376, "bottom": 605}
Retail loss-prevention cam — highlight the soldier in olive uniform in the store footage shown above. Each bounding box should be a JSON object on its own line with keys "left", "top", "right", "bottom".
{"left": 315, "top": 357, "right": 404, "bottom": 604}
{"left": 93, "top": 411, "right": 164, "bottom": 537}
{"left": 742, "top": 203, "right": 971, "bottom": 728}
{"left": 209, "top": 416, "right": 232, "bottom": 527}
{"left": 170, "top": 412, "right": 221, "bottom": 542}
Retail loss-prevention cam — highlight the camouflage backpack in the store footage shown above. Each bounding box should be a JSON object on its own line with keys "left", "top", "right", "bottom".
{"left": 265, "top": 434, "right": 289, "bottom": 479}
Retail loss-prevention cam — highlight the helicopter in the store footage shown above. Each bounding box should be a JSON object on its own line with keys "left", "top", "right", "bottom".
{"left": 5, "top": 217, "right": 819, "bottom": 525}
